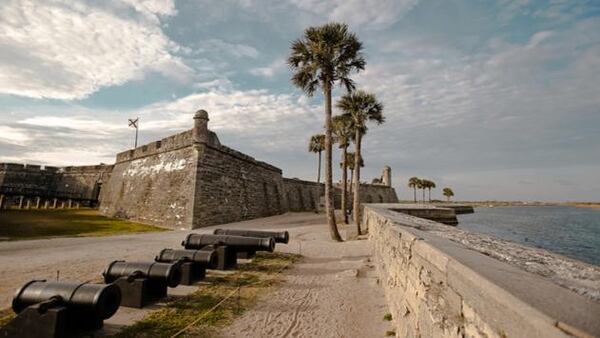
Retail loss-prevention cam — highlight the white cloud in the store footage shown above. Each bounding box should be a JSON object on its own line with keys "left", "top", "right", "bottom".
{"left": 18, "top": 116, "right": 126, "bottom": 135}
{"left": 118, "top": 0, "right": 177, "bottom": 17}
{"left": 249, "top": 58, "right": 286, "bottom": 78}
{"left": 0, "top": 126, "right": 31, "bottom": 146}
{"left": 139, "top": 89, "right": 319, "bottom": 139}
{"left": 0, "top": 0, "right": 189, "bottom": 100}
{"left": 0, "top": 149, "right": 117, "bottom": 167}
{"left": 289, "top": 0, "right": 419, "bottom": 29}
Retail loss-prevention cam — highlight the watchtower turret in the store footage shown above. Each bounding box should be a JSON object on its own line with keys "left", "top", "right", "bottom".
{"left": 193, "top": 109, "right": 209, "bottom": 144}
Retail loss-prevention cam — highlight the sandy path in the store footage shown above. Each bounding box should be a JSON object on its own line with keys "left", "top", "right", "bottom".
{"left": 218, "top": 221, "right": 391, "bottom": 338}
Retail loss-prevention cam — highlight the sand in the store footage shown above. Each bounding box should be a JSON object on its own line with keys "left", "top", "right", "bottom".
{"left": 217, "top": 220, "right": 391, "bottom": 338}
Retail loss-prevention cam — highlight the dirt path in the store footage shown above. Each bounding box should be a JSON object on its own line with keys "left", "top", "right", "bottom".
{"left": 218, "top": 222, "right": 392, "bottom": 338}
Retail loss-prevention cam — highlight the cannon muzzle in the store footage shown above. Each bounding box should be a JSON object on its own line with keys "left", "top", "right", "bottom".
{"left": 155, "top": 249, "right": 217, "bottom": 268}
{"left": 213, "top": 229, "right": 290, "bottom": 244}
{"left": 12, "top": 280, "right": 121, "bottom": 320}
{"left": 182, "top": 234, "right": 275, "bottom": 252}
{"left": 103, "top": 261, "right": 181, "bottom": 288}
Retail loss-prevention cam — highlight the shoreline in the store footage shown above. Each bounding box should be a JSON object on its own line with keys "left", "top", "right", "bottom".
{"left": 447, "top": 201, "right": 600, "bottom": 209}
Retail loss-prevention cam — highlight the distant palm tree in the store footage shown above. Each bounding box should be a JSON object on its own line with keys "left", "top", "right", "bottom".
{"left": 308, "top": 134, "right": 326, "bottom": 184}
{"left": 421, "top": 179, "right": 436, "bottom": 202}
{"left": 337, "top": 90, "right": 384, "bottom": 235}
{"left": 333, "top": 114, "right": 354, "bottom": 224}
{"left": 416, "top": 179, "right": 425, "bottom": 203}
{"left": 345, "top": 152, "right": 363, "bottom": 196}
{"left": 289, "top": 22, "right": 365, "bottom": 242}
{"left": 408, "top": 177, "right": 420, "bottom": 203}
{"left": 443, "top": 187, "right": 454, "bottom": 201}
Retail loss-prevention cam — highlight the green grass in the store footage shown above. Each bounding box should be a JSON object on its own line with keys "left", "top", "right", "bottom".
{"left": 0, "top": 209, "right": 166, "bottom": 240}
{"left": 117, "top": 252, "right": 302, "bottom": 338}
{"left": 0, "top": 308, "right": 13, "bottom": 328}
{"left": 383, "top": 313, "right": 392, "bottom": 321}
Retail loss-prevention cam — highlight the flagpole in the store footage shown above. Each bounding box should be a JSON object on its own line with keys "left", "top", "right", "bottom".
{"left": 128, "top": 117, "right": 140, "bottom": 149}
{"left": 134, "top": 117, "right": 139, "bottom": 148}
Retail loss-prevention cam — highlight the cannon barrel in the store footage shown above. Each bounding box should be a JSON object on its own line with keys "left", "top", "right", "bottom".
{"left": 103, "top": 261, "right": 181, "bottom": 288}
{"left": 12, "top": 280, "right": 121, "bottom": 319}
{"left": 182, "top": 234, "right": 275, "bottom": 252}
{"left": 155, "top": 249, "right": 217, "bottom": 268}
{"left": 213, "top": 229, "right": 289, "bottom": 244}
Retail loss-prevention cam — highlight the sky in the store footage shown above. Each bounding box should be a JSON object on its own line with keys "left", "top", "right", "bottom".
{"left": 0, "top": 0, "right": 599, "bottom": 202}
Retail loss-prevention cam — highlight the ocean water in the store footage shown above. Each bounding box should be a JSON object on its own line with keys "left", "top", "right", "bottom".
{"left": 456, "top": 206, "right": 600, "bottom": 266}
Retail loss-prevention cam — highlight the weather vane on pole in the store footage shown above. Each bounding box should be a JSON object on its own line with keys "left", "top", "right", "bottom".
{"left": 128, "top": 117, "right": 139, "bottom": 148}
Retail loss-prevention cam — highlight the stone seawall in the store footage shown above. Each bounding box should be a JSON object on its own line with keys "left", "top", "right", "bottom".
{"left": 364, "top": 204, "right": 600, "bottom": 338}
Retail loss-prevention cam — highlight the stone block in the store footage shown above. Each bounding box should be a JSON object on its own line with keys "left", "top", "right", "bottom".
{"left": 448, "top": 260, "right": 567, "bottom": 338}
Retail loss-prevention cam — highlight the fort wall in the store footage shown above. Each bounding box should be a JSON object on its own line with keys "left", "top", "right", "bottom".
{"left": 0, "top": 163, "right": 112, "bottom": 208}
{"left": 283, "top": 178, "right": 320, "bottom": 211}
{"left": 99, "top": 145, "right": 197, "bottom": 229}
{"left": 364, "top": 204, "right": 600, "bottom": 337}
{"left": 192, "top": 142, "right": 285, "bottom": 227}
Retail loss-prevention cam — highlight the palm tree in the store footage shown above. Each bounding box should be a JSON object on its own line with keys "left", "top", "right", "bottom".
{"left": 308, "top": 134, "right": 326, "bottom": 184}
{"left": 289, "top": 22, "right": 365, "bottom": 242}
{"left": 337, "top": 90, "right": 384, "bottom": 235}
{"left": 443, "top": 187, "right": 454, "bottom": 201}
{"left": 416, "top": 179, "right": 425, "bottom": 203}
{"left": 408, "top": 177, "right": 420, "bottom": 203}
{"left": 420, "top": 179, "right": 435, "bottom": 202}
{"left": 426, "top": 180, "right": 436, "bottom": 202}
{"left": 345, "top": 152, "right": 363, "bottom": 196}
{"left": 333, "top": 115, "right": 354, "bottom": 224}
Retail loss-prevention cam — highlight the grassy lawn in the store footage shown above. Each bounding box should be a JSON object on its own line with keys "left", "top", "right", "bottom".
{"left": 117, "top": 252, "right": 301, "bottom": 338}
{"left": 0, "top": 209, "right": 166, "bottom": 240}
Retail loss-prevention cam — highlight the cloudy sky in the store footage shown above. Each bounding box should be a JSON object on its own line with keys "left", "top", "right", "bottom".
{"left": 1, "top": 0, "right": 599, "bottom": 202}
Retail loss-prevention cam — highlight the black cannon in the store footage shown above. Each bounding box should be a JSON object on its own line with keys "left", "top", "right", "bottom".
{"left": 155, "top": 249, "right": 217, "bottom": 285}
{"left": 182, "top": 233, "right": 276, "bottom": 261}
{"left": 0, "top": 280, "right": 121, "bottom": 338}
{"left": 103, "top": 261, "right": 181, "bottom": 308}
{"left": 213, "top": 229, "right": 290, "bottom": 244}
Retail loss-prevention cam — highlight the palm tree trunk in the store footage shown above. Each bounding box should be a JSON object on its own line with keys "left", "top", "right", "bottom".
{"left": 413, "top": 187, "right": 416, "bottom": 203}
{"left": 317, "top": 151, "right": 322, "bottom": 184}
{"left": 324, "top": 84, "right": 342, "bottom": 242}
{"left": 315, "top": 151, "right": 322, "bottom": 213}
{"left": 341, "top": 145, "right": 348, "bottom": 224}
{"left": 349, "top": 169, "right": 354, "bottom": 194}
{"left": 428, "top": 188, "right": 431, "bottom": 202}
{"left": 422, "top": 189, "right": 425, "bottom": 203}
{"left": 353, "top": 130, "right": 362, "bottom": 235}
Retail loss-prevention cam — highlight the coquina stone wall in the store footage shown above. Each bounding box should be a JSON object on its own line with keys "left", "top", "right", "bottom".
{"left": 193, "top": 142, "right": 286, "bottom": 228}
{"left": 364, "top": 204, "right": 600, "bottom": 338}
{"left": 359, "top": 183, "right": 399, "bottom": 204}
{"left": 0, "top": 163, "right": 112, "bottom": 208}
{"left": 99, "top": 131, "right": 198, "bottom": 229}
{"left": 283, "top": 178, "right": 321, "bottom": 211}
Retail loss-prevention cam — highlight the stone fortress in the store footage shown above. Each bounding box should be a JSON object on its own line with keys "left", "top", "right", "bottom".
{"left": 0, "top": 110, "right": 398, "bottom": 229}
